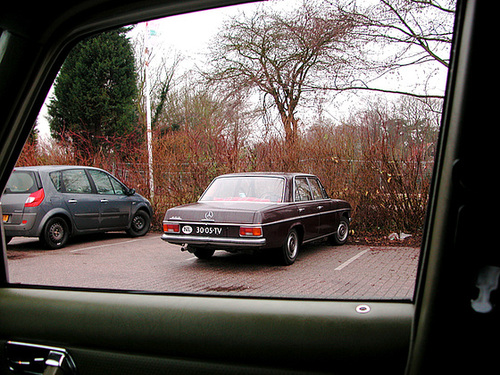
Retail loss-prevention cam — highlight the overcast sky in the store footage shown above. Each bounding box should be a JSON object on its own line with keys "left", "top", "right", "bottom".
{"left": 36, "top": 2, "right": 265, "bottom": 138}
{"left": 36, "top": 0, "right": 449, "bottom": 139}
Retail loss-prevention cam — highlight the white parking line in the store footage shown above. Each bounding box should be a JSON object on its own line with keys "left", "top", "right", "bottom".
{"left": 70, "top": 239, "right": 142, "bottom": 253}
{"left": 334, "top": 249, "right": 369, "bottom": 271}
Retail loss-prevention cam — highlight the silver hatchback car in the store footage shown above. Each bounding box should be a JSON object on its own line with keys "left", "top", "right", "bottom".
{"left": 1, "top": 165, "right": 153, "bottom": 249}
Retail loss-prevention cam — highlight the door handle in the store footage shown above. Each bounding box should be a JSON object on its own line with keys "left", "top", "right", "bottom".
{"left": 67, "top": 199, "right": 77, "bottom": 204}
{"left": 6, "top": 341, "right": 77, "bottom": 375}
{"left": 298, "top": 208, "right": 305, "bottom": 213}
{"left": 44, "top": 349, "right": 78, "bottom": 375}
{"left": 100, "top": 199, "right": 109, "bottom": 203}
{"left": 317, "top": 205, "right": 323, "bottom": 210}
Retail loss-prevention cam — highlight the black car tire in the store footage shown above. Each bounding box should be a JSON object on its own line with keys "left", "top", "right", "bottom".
{"left": 193, "top": 248, "right": 215, "bottom": 260}
{"left": 42, "top": 217, "right": 69, "bottom": 249}
{"left": 280, "top": 228, "right": 299, "bottom": 265}
{"left": 330, "top": 216, "right": 349, "bottom": 246}
{"left": 127, "top": 210, "right": 151, "bottom": 237}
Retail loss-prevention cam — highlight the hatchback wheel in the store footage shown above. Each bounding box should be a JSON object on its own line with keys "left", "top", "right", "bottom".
{"left": 42, "top": 217, "right": 69, "bottom": 249}
{"left": 127, "top": 210, "right": 151, "bottom": 237}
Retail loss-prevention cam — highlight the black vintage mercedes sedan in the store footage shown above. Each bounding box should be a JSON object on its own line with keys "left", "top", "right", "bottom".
{"left": 162, "top": 172, "right": 351, "bottom": 265}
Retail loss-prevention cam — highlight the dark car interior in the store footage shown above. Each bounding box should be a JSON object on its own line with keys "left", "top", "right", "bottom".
{"left": 0, "top": 0, "right": 497, "bottom": 374}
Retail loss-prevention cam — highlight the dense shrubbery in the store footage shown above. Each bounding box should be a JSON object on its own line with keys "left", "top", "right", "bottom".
{"left": 22, "top": 1, "right": 450, "bottom": 242}
{"left": 19, "top": 98, "right": 438, "bottom": 239}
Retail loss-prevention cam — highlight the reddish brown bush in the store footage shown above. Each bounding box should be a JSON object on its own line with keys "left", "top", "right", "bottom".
{"left": 17, "top": 107, "right": 436, "bottom": 237}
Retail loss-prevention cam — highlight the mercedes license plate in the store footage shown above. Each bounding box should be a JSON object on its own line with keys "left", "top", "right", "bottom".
{"left": 182, "top": 225, "right": 223, "bottom": 236}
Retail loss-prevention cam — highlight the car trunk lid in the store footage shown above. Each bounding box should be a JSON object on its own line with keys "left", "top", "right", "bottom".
{"left": 166, "top": 201, "right": 275, "bottom": 224}
{"left": 1, "top": 170, "right": 42, "bottom": 224}
{"left": 1, "top": 194, "right": 31, "bottom": 224}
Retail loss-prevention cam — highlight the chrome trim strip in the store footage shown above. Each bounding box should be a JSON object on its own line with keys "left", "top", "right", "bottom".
{"left": 161, "top": 233, "right": 266, "bottom": 247}
{"left": 165, "top": 221, "right": 241, "bottom": 227}
{"left": 7, "top": 340, "right": 67, "bottom": 353}
{"left": 263, "top": 208, "right": 349, "bottom": 227}
{"left": 164, "top": 208, "right": 350, "bottom": 228}
{"left": 302, "top": 231, "right": 336, "bottom": 244}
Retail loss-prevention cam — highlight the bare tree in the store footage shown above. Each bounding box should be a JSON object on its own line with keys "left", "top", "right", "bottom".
{"left": 326, "top": 0, "right": 456, "bottom": 98}
{"left": 204, "top": 1, "right": 357, "bottom": 148}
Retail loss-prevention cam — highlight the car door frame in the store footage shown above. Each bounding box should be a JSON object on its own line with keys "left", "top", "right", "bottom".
{"left": 0, "top": 0, "right": 492, "bottom": 374}
{"left": 0, "top": 14, "right": 413, "bottom": 367}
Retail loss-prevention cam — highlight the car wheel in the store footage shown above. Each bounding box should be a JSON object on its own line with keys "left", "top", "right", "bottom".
{"left": 193, "top": 248, "right": 215, "bottom": 260}
{"left": 42, "top": 217, "right": 69, "bottom": 249}
{"left": 127, "top": 210, "right": 151, "bottom": 237}
{"left": 280, "top": 228, "right": 299, "bottom": 265}
{"left": 330, "top": 216, "right": 349, "bottom": 245}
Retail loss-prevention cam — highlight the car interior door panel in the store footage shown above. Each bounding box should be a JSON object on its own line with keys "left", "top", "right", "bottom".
{"left": 0, "top": 0, "right": 497, "bottom": 374}
{"left": 0, "top": 288, "right": 413, "bottom": 374}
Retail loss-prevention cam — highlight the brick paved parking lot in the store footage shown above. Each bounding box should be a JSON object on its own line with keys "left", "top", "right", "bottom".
{"left": 6, "top": 232, "right": 420, "bottom": 300}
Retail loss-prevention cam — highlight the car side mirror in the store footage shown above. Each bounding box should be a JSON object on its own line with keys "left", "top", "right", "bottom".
{"left": 126, "top": 188, "right": 135, "bottom": 196}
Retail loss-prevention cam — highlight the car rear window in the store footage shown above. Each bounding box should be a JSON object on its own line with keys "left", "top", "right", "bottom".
{"left": 4, "top": 171, "right": 39, "bottom": 194}
{"left": 200, "top": 176, "right": 284, "bottom": 202}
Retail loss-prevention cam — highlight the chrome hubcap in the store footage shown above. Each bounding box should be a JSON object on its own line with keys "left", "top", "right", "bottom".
{"left": 337, "top": 222, "right": 348, "bottom": 242}
{"left": 287, "top": 231, "right": 298, "bottom": 258}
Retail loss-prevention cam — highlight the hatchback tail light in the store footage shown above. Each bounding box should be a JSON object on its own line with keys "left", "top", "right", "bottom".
{"left": 24, "top": 188, "right": 45, "bottom": 207}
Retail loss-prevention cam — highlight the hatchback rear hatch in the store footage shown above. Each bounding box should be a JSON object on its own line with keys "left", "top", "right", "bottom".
{"left": 1, "top": 169, "right": 43, "bottom": 224}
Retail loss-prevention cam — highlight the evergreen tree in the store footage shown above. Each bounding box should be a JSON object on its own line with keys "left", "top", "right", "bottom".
{"left": 48, "top": 27, "right": 138, "bottom": 159}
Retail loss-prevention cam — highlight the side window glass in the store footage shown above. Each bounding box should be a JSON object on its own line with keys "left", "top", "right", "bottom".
{"left": 295, "top": 177, "right": 312, "bottom": 202}
{"left": 50, "top": 172, "right": 62, "bottom": 192}
{"left": 62, "top": 170, "right": 92, "bottom": 194}
{"left": 309, "top": 178, "right": 326, "bottom": 200}
{"left": 110, "top": 177, "right": 126, "bottom": 195}
{"left": 89, "top": 170, "right": 114, "bottom": 195}
{"left": 6, "top": 0, "right": 457, "bottom": 301}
